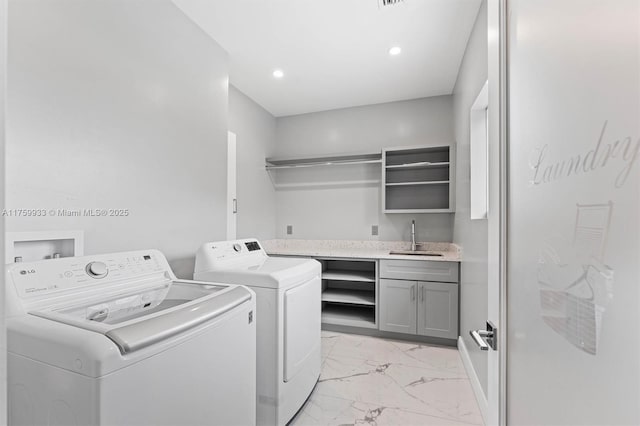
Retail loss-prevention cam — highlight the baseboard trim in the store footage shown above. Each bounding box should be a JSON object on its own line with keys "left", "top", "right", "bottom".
{"left": 322, "top": 324, "right": 457, "bottom": 347}
{"left": 458, "top": 336, "right": 488, "bottom": 424}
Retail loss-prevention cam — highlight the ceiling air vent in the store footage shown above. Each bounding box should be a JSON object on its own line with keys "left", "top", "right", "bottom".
{"left": 379, "top": 0, "right": 404, "bottom": 6}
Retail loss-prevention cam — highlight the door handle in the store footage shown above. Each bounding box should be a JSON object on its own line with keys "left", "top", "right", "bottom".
{"left": 470, "top": 330, "right": 490, "bottom": 351}
{"left": 469, "top": 321, "right": 497, "bottom": 351}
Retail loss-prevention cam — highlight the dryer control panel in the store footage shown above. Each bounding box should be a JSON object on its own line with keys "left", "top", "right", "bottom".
{"left": 194, "top": 239, "right": 268, "bottom": 274}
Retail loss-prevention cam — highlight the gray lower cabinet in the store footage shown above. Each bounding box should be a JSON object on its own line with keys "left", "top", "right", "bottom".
{"left": 379, "top": 259, "right": 459, "bottom": 340}
{"left": 416, "top": 281, "right": 459, "bottom": 339}
{"left": 380, "top": 279, "right": 459, "bottom": 339}
{"left": 379, "top": 279, "right": 417, "bottom": 334}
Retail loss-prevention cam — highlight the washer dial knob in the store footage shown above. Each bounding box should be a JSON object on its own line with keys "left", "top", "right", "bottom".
{"left": 86, "top": 261, "right": 108, "bottom": 279}
{"left": 233, "top": 243, "right": 242, "bottom": 252}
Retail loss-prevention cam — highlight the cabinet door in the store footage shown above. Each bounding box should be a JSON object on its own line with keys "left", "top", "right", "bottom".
{"left": 417, "top": 281, "right": 459, "bottom": 339}
{"left": 379, "top": 279, "right": 417, "bottom": 334}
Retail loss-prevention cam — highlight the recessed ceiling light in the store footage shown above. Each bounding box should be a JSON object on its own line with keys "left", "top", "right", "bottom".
{"left": 273, "top": 69, "right": 284, "bottom": 79}
{"left": 389, "top": 46, "right": 402, "bottom": 56}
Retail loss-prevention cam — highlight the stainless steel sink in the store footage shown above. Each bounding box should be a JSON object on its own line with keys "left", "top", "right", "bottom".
{"left": 389, "top": 250, "right": 444, "bottom": 257}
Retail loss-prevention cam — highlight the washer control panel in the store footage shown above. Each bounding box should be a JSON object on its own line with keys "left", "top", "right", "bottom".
{"left": 85, "top": 261, "right": 109, "bottom": 279}
{"left": 7, "top": 250, "right": 168, "bottom": 299}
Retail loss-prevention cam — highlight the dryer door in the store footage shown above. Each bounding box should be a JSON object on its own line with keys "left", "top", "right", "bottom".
{"left": 283, "top": 275, "right": 321, "bottom": 382}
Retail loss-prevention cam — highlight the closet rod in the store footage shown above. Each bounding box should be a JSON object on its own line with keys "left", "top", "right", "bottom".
{"left": 265, "top": 159, "right": 382, "bottom": 170}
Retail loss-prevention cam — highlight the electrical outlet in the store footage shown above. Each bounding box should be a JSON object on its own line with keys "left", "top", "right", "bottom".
{"left": 286, "top": 225, "right": 293, "bottom": 235}
{"left": 371, "top": 225, "right": 379, "bottom": 236}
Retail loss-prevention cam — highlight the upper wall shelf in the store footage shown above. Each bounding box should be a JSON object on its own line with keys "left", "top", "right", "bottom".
{"left": 385, "top": 161, "right": 450, "bottom": 170}
{"left": 382, "top": 145, "right": 456, "bottom": 213}
{"left": 265, "top": 146, "right": 456, "bottom": 214}
{"left": 265, "top": 151, "right": 382, "bottom": 170}
{"left": 385, "top": 180, "right": 450, "bottom": 187}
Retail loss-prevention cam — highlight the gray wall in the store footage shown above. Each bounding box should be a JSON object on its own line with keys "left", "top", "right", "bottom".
{"left": 229, "top": 85, "right": 277, "bottom": 240}
{"left": 6, "top": 0, "right": 229, "bottom": 278}
{"left": 274, "top": 96, "right": 455, "bottom": 242}
{"left": 452, "top": 1, "right": 488, "bottom": 395}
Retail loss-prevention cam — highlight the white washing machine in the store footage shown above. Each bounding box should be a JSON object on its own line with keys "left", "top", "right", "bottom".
{"left": 6, "top": 249, "right": 257, "bottom": 426}
{"left": 194, "top": 239, "right": 321, "bottom": 426}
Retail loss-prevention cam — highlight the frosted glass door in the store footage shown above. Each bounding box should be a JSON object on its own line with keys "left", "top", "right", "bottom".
{"left": 507, "top": 1, "right": 639, "bottom": 424}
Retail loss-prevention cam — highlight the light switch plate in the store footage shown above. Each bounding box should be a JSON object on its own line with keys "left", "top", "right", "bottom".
{"left": 286, "top": 225, "right": 293, "bottom": 235}
{"left": 371, "top": 225, "right": 379, "bottom": 236}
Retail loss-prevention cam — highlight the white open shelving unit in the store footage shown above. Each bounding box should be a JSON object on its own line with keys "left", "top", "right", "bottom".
{"left": 319, "top": 258, "right": 378, "bottom": 329}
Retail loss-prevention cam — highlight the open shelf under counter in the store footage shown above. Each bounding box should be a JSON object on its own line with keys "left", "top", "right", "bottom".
{"left": 315, "top": 257, "right": 379, "bottom": 331}
{"left": 321, "top": 303, "right": 376, "bottom": 329}
{"left": 322, "top": 269, "right": 375, "bottom": 282}
{"left": 322, "top": 288, "right": 375, "bottom": 306}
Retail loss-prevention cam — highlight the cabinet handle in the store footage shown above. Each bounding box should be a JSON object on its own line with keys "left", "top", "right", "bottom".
{"left": 420, "top": 286, "right": 424, "bottom": 302}
{"left": 410, "top": 284, "right": 415, "bottom": 301}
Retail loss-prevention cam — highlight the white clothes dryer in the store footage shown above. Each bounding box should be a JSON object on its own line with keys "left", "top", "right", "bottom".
{"left": 194, "top": 239, "right": 321, "bottom": 426}
{"left": 7, "top": 249, "right": 256, "bottom": 426}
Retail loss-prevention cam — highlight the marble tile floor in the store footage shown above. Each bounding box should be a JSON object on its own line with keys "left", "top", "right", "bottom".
{"left": 289, "top": 331, "right": 484, "bottom": 426}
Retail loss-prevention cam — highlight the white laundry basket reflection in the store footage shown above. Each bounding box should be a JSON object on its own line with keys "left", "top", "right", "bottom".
{"left": 537, "top": 202, "right": 614, "bottom": 355}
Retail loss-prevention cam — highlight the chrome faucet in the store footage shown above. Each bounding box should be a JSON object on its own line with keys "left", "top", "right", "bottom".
{"left": 410, "top": 219, "right": 417, "bottom": 251}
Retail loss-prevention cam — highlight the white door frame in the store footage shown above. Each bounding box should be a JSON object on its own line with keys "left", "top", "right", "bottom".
{"left": 487, "top": 0, "right": 508, "bottom": 424}
{"left": 0, "top": 0, "right": 7, "bottom": 420}
{"left": 226, "top": 131, "right": 237, "bottom": 240}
